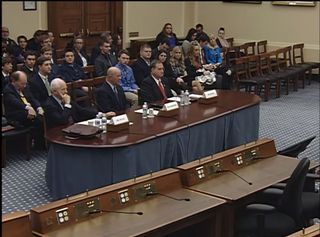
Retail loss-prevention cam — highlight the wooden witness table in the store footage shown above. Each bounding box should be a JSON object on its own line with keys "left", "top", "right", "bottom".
{"left": 45, "top": 90, "right": 261, "bottom": 200}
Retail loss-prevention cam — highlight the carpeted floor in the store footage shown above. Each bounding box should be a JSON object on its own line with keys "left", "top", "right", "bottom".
{"left": 2, "top": 80, "right": 319, "bottom": 215}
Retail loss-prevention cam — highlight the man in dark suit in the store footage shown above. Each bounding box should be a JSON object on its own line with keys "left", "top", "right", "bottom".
{"left": 44, "top": 78, "right": 98, "bottom": 129}
{"left": 131, "top": 44, "right": 152, "bottom": 87}
{"left": 139, "top": 60, "right": 173, "bottom": 105}
{"left": 94, "top": 41, "right": 117, "bottom": 77}
{"left": 20, "top": 51, "right": 37, "bottom": 80}
{"left": 3, "top": 71, "right": 45, "bottom": 148}
{"left": 95, "top": 67, "right": 130, "bottom": 115}
{"left": 2, "top": 56, "right": 13, "bottom": 92}
{"left": 28, "top": 56, "right": 52, "bottom": 107}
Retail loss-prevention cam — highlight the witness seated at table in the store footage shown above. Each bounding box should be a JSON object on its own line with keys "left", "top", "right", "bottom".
{"left": 3, "top": 71, "right": 45, "bottom": 148}
{"left": 44, "top": 78, "right": 98, "bottom": 129}
{"left": 95, "top": 67, "right": 129, "bottom": 115}
{"left": 115, "top": 49, "right": 139, "bottom": 107}
{"left": 139, "top": 60, "right": 173, "bottom": 105}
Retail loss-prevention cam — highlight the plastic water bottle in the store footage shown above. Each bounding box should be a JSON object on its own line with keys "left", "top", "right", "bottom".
{"left": 101, "top": 115, "right": 107, "bottom": 132}
{"left": 94, "top": 114, "right": 101, "bottom": 127}
{"left": 180, "top": 90, "right": 185, "bottom": 106}
{"left": 185, "top": 90, "right": 190, "bottom": 105}
{"left": 142, "top": 102, "right": 148, "bottom": 119}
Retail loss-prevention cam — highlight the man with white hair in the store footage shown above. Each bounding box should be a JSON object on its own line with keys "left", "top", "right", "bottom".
{"left": 44, "top": 78, "right": 97, "bottom": 129}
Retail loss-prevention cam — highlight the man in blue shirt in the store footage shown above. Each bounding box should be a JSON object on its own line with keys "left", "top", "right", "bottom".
{"left": 115, "top": 49, "right": 139, "bottom": 107}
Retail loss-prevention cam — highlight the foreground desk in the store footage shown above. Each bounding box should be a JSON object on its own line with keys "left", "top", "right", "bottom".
{"left": 177, "top": 138, "right": 301, "bottom": 237}
{"left": 31, "top": 169, "right": 226, "bottom": 237}
{"left": 2, "top": 211, "right": 33, "bottom": 237}
{"left": 46, "top": 90, "right": 260, "bottom": 200}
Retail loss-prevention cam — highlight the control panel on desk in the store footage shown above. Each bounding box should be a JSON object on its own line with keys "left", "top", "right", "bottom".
{"left": 178, "top": 138, "right": 277, "bottom": 186}
{"left": 30, "top": 169, "right": 182, "bottom": 235}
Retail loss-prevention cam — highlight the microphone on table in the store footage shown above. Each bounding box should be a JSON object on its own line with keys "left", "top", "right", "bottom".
{"left": 145, "top": 192, "right": 190, "bottom": 201}
{"left": 88, "top": 209, "right": 143, "bottom": 215}
{"left": 216, "top": 169, "right": 252, "bottom": 185}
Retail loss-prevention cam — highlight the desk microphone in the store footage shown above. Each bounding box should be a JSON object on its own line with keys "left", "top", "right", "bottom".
{"left": 217, "top": 170, "right": 252, "bottom": 185}
{"left": 145, "top": 192, "right": 190, "bottom": 201}
{"left": 88, "top": 209, "right": 143, "bottom": 215}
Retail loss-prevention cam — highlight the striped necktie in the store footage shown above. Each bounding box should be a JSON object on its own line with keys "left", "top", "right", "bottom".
{"left": 158, "top": 80, "right": 167, "bottom": 100}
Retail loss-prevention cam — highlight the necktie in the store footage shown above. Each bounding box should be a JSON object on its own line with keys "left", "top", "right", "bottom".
{"left": 114, "top": 86, "right": 120, "bottom": 104}
{"left": 44, "top": 77, "right": 52, "bottom": 96}
{"left": 158, "top": 80, "right": 167, "bottom": 100}
{"left": 19, "top": 91, "right": 30, "bottom": 105}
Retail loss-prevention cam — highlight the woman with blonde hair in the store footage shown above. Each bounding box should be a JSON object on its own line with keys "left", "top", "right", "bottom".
{"left": 169, "top": 46, "right": 188, "bottom": 94}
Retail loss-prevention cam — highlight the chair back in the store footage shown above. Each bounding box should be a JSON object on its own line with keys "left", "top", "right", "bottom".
{"left": 244, "top": 42, "right": 256, "bottom": 56}
{"left": 234, "top": 56, "right": 249, "bottom": 86}
{"left": 257, "top": 40, "right": 267, "bottom": 54}
{"left": 258, "top": 52, "right": 271, "bottom": 76}
{"left": 278, "top": 157, "right": 310, "bottom": 226}
{"left": 16, "top": 63, "right": 24, "bottom": 71}
{"left": 55, "top": 48, "right": 65, "bottom": 59}
{"left": 247, "top": 55, "right": 260, "bottom": 78}
{"left": 70, "top": 79, "right": 94, "bottom": 105}
{"left": 82, "top": 65, "right": 95, "bottom": 78}
{"left": 226, "top": 37, "right": 234, "bottom": 47}
{"left": 292, "top": 43, "right": 305, "bottom": 65}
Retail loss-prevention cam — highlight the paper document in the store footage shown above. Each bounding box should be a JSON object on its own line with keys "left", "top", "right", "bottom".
{"left": 167, "top": 96, "right": 181, "bottom": 102}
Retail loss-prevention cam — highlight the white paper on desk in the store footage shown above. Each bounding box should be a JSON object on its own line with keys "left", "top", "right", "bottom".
{"left": 189, "top": 94, "right": 204, "bottom": 99}
{"left": 167, "top": 96, "right": 181, "bottom": 103}
{"left": 134, "top": 109, "right": 159, "bottom": 116}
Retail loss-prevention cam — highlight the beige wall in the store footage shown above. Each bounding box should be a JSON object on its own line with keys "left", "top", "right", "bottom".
{"left": 2, "top": 1, "right": 47, "bottom": 40}
{"left": 2, "top": 1, "right": 319, "bottom": 62}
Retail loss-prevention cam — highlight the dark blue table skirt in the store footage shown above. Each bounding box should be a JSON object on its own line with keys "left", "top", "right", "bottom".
{"left": 46, "top": 104, "right": 259, "bottom": 200}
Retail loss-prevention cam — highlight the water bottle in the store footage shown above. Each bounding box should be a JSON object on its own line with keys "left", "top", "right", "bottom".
{"left": 94, "top": 114, "right": 101, "bottom": 127}
{"left": 185, "top": 90, "right": 190, "bottom": 105}
{"left": 180, "top": 90, "right": 185, "bottom": 106}
{"left": 101, "top": 115, "right": 107, "bottom": 133}
{"left": 142, "top": 102, "right": 148, "bottom": 119}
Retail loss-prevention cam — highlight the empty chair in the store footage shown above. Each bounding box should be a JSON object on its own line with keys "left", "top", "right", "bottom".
{"left": 82, "top": 65, "right": 95, "bottom": 78}
{"left": 235, "top": 158, "right": 310, "bottom": 237}
{"left": 69, "top": 78, "right": 94, "bottom": 106}
{"left": 257, "top": 40, "right": 268, "bottom": 54}
{"left": 292, "top": 43, "right": 319, "bottom": 86}
{"left": 244, "top": 41, "right": 256, "bottom": 56}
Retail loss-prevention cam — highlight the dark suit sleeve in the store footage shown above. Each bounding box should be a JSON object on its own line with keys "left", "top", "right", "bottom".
{"left": 95, "top": 57, "right": 106, "bottom": 77}
{"left": 95, "top": 86, "right": 113, "bottom": 113}
{"left": 44, "top": 99, "right": 72, "bottom": 128}
{"left": 139, "top": 79, "right": 155, "bottom": 104}
{"left": 132, "top": 62, "right": 144, "bottom": 87}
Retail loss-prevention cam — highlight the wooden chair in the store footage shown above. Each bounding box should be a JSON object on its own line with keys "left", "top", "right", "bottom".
{"left": 226, "top": 37, "right": 234, "bottom": 47}
{"left": 91, "top": 76, "right": 106, "bottom": 106}
{"left": 244, "top": 42, "right": 256, "bottom": 56}
{"left": 292, "top": 43, "right": 319, "bottom": 85}
{"left": 70, "top": 79, "right": 95, "bottom": 106}
{"left": 225, "top": 46, "right": 240, "bottom": 67}
{"left": 257, "top": 40, "right": 268, "bottom": 54}
{"left": 234, "top": 56, "right": 249, "bottom": 91}
{"left": 82, "top": 65, "right": 95, "bottom": 78}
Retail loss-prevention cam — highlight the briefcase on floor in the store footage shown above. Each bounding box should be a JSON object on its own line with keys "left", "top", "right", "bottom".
{"left": 62, "top": 124, "right": 102, "bottom": 139}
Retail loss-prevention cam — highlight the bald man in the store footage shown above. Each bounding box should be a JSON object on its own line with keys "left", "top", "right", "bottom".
{"left": 44, "top": 78, "right": 98, "bottom": 129}
{"left": 2, "top": 26, "right": 18, "bottom": 56}
{"left": 95, "top": 67, "right": 129, "bottom": 114}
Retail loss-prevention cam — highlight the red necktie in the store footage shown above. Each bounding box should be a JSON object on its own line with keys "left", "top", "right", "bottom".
{"left": 158, "top": 80, "right": 167, "bottom": 100}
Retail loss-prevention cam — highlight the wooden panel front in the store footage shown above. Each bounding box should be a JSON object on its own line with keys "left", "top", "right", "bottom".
{"left": 2, "top": 211, "right": 33, "bottom": 237}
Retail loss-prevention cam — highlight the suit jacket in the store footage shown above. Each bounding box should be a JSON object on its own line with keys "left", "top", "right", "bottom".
{"left": 139, "top": 76, "right": 173, "bottom": 105}
{"left": 57, "top": 62, "right": 87, "bottom": 83}
{"left": 131, "top": 57, "right": 151, "bottom": 87}
{"left": 74, "top": 49, "right": 90, "bottom": 67}
{"left": 94, "top": 53, "right": 117, "bottom": 77}
{"left": 21, "top": 65, "right": 37, "bottom": 79}
{"left": 28, "top": 73, "right": 51, "bottom": 107}
{"left": 3, "top": 83, "right": 40, "bottom": 125}
{"left": 2, "top": 74, "right": 10, "bottom": 93}
{"left": 95, "top": 82, "right": 129, "bottom": 113}
{"left": 44, "top": 96, "right": 97, "bottom": 129}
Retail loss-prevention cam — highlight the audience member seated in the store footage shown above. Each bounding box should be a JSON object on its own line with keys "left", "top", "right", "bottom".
{"left": 47, "top": 31, "right": 55, "bottom": 48}
{"left": 151, "top": 38, "right": 169, "bottom": 60}
{"left": 184, "top": 43, "right": 205, "bottom": 93}
{"left": 216, "top": 27, "right": 230, "bottom": 49}
{"left": 2, "top": 57, "right": 13, "bottom": 92}
{"left": 182, "top": 28, "right": 198, "bottom": 57}
{"left": 169, "top": 46, "right": 189, "bottom": 94}
{"left": 155, "top": 23, "right": 178, "bottom": 49}
{"left": 57, "top": 49, "right": 87, "bottom": 83}
{"left": 40, "top": 46, "right": 59, "bottom": 78}
{"left": 39, "top": 33, "right": 57, "bottom": 64}
{"left": 94, "top": 40, "right": 117, "bottom": 77}
{"left": 2, "top": 26, "right": 19, "bottom": 57}
{"left": 28, "top": 56, "right": 52, "bottom": 107}
{"left": 20, "top": 51, "right": 38, "bottom": 79}
{"left": 72, "top": 36, "right": 89, "bottom": 67}
{"left": 16, "top": 35, "right": 28, "bottom": 63}
{"left": 44, "top": 78, "right": 98, "bottom": 129}
{"left": 203, "top": 34, "right": 232, "bottom": 89}
{"left": 3, "top": 71, "right": 45, "bottom": 148}
{"left": 112, "top": 33, "right": 122, "bottom": 59}
{"left": 115, "top": 49, "right": 139, "bottom": 107}
{"left": 139, "top": 60, "right": 173, "bottom": 105}
{"left": 131, "top": 44, "right": 152, "bottom": 87}
{"left": 95, "top": 67, "right": 129, "bottom": 114}
{"left": 27, "top": 29, "right": 46, "bottom": 52}
{"left": 90, "top": 32, "right": 114, "bottom": 65}
{"left": 195, "top": 23, "right": 209, "bottom": 41}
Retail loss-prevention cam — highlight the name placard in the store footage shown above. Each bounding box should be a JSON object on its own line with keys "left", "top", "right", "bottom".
{"left": 162, "top": 102, "right": 179, "bottom": 111}
{"left": 110, "top": 114, "right": 129, "bottom": 125}
{"left": 203, "top": 90, "right": 217, "bottom": 99}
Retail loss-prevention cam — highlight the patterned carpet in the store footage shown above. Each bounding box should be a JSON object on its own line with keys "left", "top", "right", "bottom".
{"left": 2, "top": 80, "right": 319, "bottom": 215}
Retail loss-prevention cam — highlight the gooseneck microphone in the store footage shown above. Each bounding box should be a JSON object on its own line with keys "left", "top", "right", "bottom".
{"left": 217, "top": 170, "right": 252, "bottom": 185}
{"left": 88, "top": 209, "right": 143, "bottom": 215}
{"left": 145, "top": 192, "right": 190, "bottom": 201}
